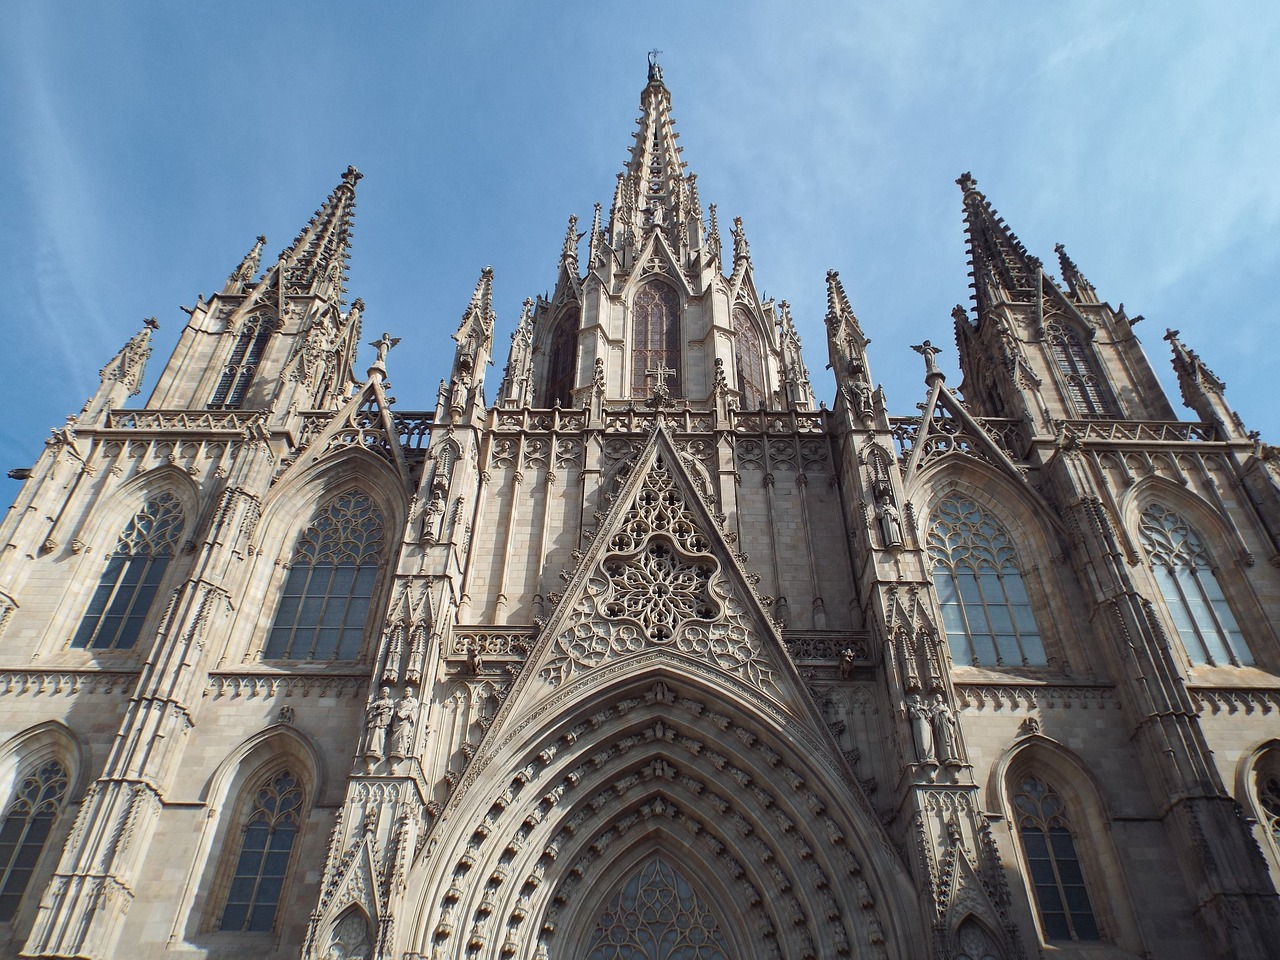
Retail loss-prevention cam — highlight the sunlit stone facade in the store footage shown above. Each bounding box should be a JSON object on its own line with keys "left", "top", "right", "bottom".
{"left": 1, "top": 60, "right": 1279, "bottom": 960}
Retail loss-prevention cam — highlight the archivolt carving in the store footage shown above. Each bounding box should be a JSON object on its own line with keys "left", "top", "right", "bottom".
{"left": 421, "top": 681, "right": 892, "bottom": 959}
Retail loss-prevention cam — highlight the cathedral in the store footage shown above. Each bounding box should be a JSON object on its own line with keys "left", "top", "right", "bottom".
{"left": 2, "top": 57, "right": 1280, "bottom": 960}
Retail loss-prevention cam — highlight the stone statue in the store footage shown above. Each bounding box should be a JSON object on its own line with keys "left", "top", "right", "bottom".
{"left": 906, "top": 694, "right": 935, "bottom": 763}
{"left": 839, "top": 648, "right": 858, "bottom": 681}
{"left": 911, "top": 339, "right": 942, "bottom": 376}
{"left": 875, "top": 487, "right": 904, "bottom": 548}
{"left": 849, "top": 377, "right": 874, "bottom": 418}
{"left": 932, "top": 695, "right": 961, "bottom": 765}
{"left": 362, "top": 686, "right": 394, "bottom": 758}
{"left": 390, "top": 687, "right": 419, "bottom": 758}
{"left": 369, "top": 332, "right": 400, "bottom": 366}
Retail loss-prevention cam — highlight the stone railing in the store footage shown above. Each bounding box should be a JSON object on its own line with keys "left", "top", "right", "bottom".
{"left": 1060, "top": 419, "right": 1214, "bottom": 443}
{"left": 104, "top": 409, "right": 265, "bottom": 432}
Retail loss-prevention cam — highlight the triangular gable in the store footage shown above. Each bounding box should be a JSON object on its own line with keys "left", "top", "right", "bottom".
{"left": 316, "top": 833, "right": 382, "bottom": 923}
{"left": 903, "top": 378, "right": 1028, "bottom": 488}
{"left": 462, "top": 425, "right": 847, "bottom": 767}
{"left": 631, "top": 229, "right": 692, "bottom": 297}
{"left": 287, "top": 376, "right": 409, "bottom": 481}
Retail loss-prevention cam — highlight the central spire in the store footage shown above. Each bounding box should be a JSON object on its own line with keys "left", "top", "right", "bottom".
{"left": 607, "top": 58, "right": 703, "bottom": 254}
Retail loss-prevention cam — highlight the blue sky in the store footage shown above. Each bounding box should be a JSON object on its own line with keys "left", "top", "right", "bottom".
{"left": 2, "top": 2, "right": 1277, "bottom": 472}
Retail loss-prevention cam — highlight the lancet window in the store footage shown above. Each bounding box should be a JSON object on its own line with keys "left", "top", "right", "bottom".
{"left": 1013, "top": 775, "right": 1100, "bottom": 942}
{"left": 0, "top": 760, "right": 69, "bottom": 922}
{"left": 72, "top": 492, "right": 184, "bottom": 651}
{"left": 927, "top": 496, "right": 1046, "bottom": 667}
{"left": 264, "top": 492, "right": 384, "bottom": 661}
{"left": 732, "top": 306, "right": 767, "bottom": 409}
{"left": 631, "top": 281, "right": 682, "bottom": 399}
{"left": 583, "top": 856, "right": 731, "bottom": 959}
{"left": 219, "top": 770, "right": 303, "bottom": 932}
{"left": 545, "top": 308, "right": 579, "bottom": 407}
{"left": 954, "top": 918, "right": 1003, "bottom": 960}
{"left": 1046, "top": 320, "right": 1115, "bottom": 418}
{"left": 1138, "top": 503, "right": 1250, "bottom": 666}
{"left": 211, "top": 314, "right": 274, "bottom": 409}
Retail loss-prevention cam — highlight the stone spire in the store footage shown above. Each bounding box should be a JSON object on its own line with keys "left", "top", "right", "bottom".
{"left": 824, "top": 269, "right": 870, "bottom": 380}
{"left": 606, "top": 58, "right": 701, "bottom": 257}
{"left": 223, "top": 235, "right": 266, "bottom": 294}
{"left": 81, "top": 317, "right": 158, "bottom": 423}
{"left": 444, "top": 267, "right": 497, "bottom": 420}
{"left": 957, "top": 172, "right": 1043, "bottom": 316}
{"left": 776, "top": 300, "right": 815, "bottom": 411}
{"left": 1054, "top": 241, "right": 1099, "bottom": 304}
{"left": 500, "top": 298, "right": 535, "bottom": 408}
{"left": 560, "top": 214, "right": 581, "bottom": 275}
{"left": 1164, "top": 328, "right": 1246, "bottom": 439}
{"left": 273, "top": 165, "right": 362, "bottom": 300}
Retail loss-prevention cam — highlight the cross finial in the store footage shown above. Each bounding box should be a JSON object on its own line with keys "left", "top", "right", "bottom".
{"left": 644, "top": 361, "right": 676, "bottom": 408}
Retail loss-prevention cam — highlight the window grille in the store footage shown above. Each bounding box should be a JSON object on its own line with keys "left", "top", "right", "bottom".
{"left": 1013, "top": 775, "right": 1100, "bottom": 942}
{"left": 264, "top": 492, "right": 384, "bottom": 661}
{"left": 732, "top": 307, "right": 766, "bottom": 409}
{"left": 584, "top": 856, "right": 730, "bottom": 959}
{"left": 1047, "top": 321, "right": 1115, "bottom": 418}
{"left": 211, "top": 316, "right": 273, "bottom": 409}
{"left": 0, "top": 760, "right": 68, "bottom": 922}
{"left": 220, "top": 770, "right": 303, "bottom": 933}
{"left": 545, "top": 308, "right": 579, "bottom": 407}
{"left": 928, "top": 496, "right": 1046, "bottom": 666}
{"left": 72, "top": 492, "right": 184, "bottom": 650}
{"left": 1138, "top": 503, "right": 1250, "bottom": 666}
{"left": 631, "top": 282, "right": 681, "bottom": 399}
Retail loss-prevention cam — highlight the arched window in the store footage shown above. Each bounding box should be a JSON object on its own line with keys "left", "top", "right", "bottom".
{"left": 0, "top": 760, "right": 68, "bottom": 922}
{"left": 631, "top": 281, "right": 681, "bottom": 400}
{"left": 954, "top": 918, "right": 1002, "bottom": 960}
{"left": 732, "top": 306, "right": 767, "bottom": 409}
{"left": 219, "top": 770, "right": 303, "bottom": 932}
{"left": 1138, "top": 503, "right": 1250, "bottom": 666}
{"left": 1012, "top": 775, "right": 1100, "bottom": 942}
{"left": 584, "top": 856, "right": 730, "bottom": 959}
{"left": 323, "top": 905, "right": 374, "bottom": 959}
{"left": 1046, "top": 321, "right": 1115, "bottom": 418}
{"left": 265, "top": 492, "right": 385, "bottom": 661}
{"left": 211, "top": 315, "right": 274, "bottom": 409}
{"left": 72, "top": 492, "right": 185, "bottom": 650}
{"left": 545, "top": 308, "right": 579, "bottom": 408}
{"left": 928, "top": 496, "right": 1046, "bottom": 667}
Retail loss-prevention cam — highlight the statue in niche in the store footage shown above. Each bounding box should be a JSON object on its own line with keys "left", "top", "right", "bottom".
{"left": 839, "top": 648, "right": 858, "bottom": 681}
{"left": 874, "top": 482, "right": 904, "bottom": 548}
{"left": 361, "top": 687, "right": 394, "bottom": 759}
{"left": 932, "top": 695, "right": 961, "bottom": 765}
{"left": 906, "top": 693, "right": 935, "bottom": 764}
{"left": 390, "top": 686, "right": 419, "bottom": 758}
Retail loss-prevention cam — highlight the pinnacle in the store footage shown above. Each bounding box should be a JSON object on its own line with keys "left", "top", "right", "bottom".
{"left": 958, "top": 174, "right": 1041, "bottom": 308}
{"left": 1054, "top": 242, "right": 1098, "bottom": 302}
{"left": 824, "top": 269, "right": 855, "bottom": 326}
{"left": 273, "top": 166, "right": 362, "bottom": 298}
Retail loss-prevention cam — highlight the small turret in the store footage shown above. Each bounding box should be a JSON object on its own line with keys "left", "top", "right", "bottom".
{"left": 1165, "top": 329, "right": 1247, "bottom": 440}
{"left": 223, "top": 235, "right": 266, "bottom": 295}
{"left": 82, "top": 318, "right": 158, "bottom": 424}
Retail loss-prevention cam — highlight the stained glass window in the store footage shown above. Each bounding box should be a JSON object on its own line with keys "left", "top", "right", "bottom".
{"left": 220, "top": 770, "right": 303, "bottom": 933}
{"left": 1259, "top": 769, "right": 1280, "bottom": 854}
{"left": 1014, "top": 775, "right": 1099, "bottom": 942}
{"left": 732, "top": 307, "right": 766, "bottom": 409}
{"left": 545, "top": 308, "right": 579, "bottom": 408}
{"left": 0, "top": 760, "right": 68, "bottom": 922}
{"left": 1047, "top": 321, "right": 1115, "bottom": 418}
{"left": 631, "top": 282, "right": 682, "bottom": 399}
{"left": 264, "top": 492, "right": 384, "bottom": 661}
{"left": 1139, "top": 503, "right": 1250, "bottom": 666}
{"left": 212, "top": 315, "right": 274, "bottom": 409}
{"left": 928, "top": 496, "right": 1046, "bottom": 667}
{"left": 72, "top": 492, "right": 184, "bottom": 651}
{"left": 584, "top": 856, "right": 730, "bottom": 960}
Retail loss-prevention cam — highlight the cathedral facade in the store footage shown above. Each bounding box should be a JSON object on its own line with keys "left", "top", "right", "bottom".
{"left": 1, "top": 61, "right": 1279, "bottom": 960}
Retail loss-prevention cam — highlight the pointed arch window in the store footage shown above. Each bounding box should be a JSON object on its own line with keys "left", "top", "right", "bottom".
{"left": 0, "top": 760, "right": 68, "bottom": 922}
{"left": 1013, "top": 775, "right": 1100, "bottom": 942}
{"left": 211, "top": 314, "right": 274, "bottom": 409}
{"left": 1139, "top": 503, "right": 1249, "bottom": 666}
{"left": 584, "top": 856, "right": 731, "bottom": 959}
{"left": 928, "top": 496, "right": 1046, "bottom": 667}
{"left": 545, "top": 307, "right": 579, "bottom": 408}
{"left": 732, "top": 306, "right": 767, "bottom": 409}
{"left": 265, "top": 492, "right": 384, "bottom": 661}
{"left": 631, "top": 281, "right": 682, "bottom": 399}
{"left": 219, "top": 770, "right": 303, "bottom": 932}
{"left": 1258, "top": 764, "right": 1280, "bottom": 856}
{"left": 1046, "top": 321, "right": 1115, "bottom": 418}
{"left": 72, "top": 492, "right": 184, "bottom": 650}
{"left": 954, "top": 918, "right": 1003, "bottom": 960}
